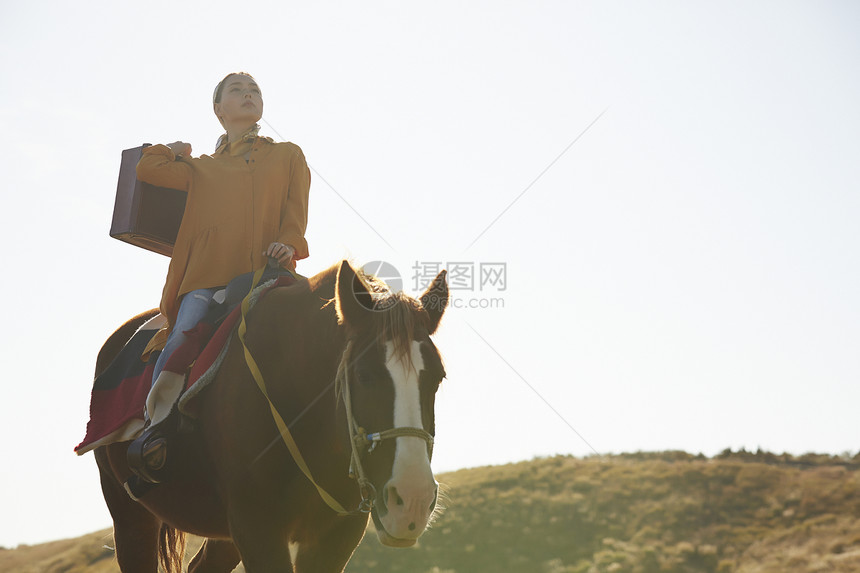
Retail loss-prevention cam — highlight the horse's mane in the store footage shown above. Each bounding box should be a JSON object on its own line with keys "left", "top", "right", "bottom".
{"left": 373, "top": 289, "right": 425, "bottom": 372}
{"left": 312, "top": 263, "right": 427, "bottom": 372}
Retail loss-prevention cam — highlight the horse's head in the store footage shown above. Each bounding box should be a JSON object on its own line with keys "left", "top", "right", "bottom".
{"left": 334, "top": 260, "right": 448, "bottom": 547}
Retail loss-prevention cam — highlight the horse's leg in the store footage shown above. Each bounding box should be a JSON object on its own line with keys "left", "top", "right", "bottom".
{"left": 228, "top": 513, "right": 293, "bottom": 573}
{"left": 293, "top": 518, "right": 367, "bottom": 573}
{"left": 95, "top": 447, "right": 161, "bottom": 573}
{"left": 188, "top": 539, "right": 242, "bottom": 573}
{"left": 225, "top": 486, "right": 295, "bottom": 573}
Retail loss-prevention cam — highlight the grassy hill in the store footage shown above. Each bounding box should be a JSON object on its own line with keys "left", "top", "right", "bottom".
{"left": 3, "top": 450, "right": 859, "bottom": 572}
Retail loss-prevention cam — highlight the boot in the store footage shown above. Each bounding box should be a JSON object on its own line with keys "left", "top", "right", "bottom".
{"left": 127, "top": 370, "right": 185, "bottom": 483}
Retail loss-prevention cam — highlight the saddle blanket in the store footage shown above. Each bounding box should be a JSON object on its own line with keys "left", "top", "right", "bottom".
{"left": 75, "top": 274, "right": 296, "bottom": 455}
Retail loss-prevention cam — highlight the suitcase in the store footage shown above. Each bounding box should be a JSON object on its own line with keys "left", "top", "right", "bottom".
{"left": 109, "top": 144, "right": 187, "bottom": 257}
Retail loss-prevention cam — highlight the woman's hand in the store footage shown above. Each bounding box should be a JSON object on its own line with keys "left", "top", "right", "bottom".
{"left": 167, "top": 141, "right": 192, "bottom": 157}
{"left": 265, "top": 242, "right": 296, "bottom": 266}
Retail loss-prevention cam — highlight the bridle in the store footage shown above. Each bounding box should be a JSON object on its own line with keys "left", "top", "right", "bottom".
{"left": 336, "top": 339, "right": 435, "bottom": 513}
{"left": 237, "top": 262, "right": 434, "bottom": 516}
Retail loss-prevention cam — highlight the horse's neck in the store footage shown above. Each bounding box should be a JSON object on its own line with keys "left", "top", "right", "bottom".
{"left": 283, "top": 290, "right": 347, "bottom": 389}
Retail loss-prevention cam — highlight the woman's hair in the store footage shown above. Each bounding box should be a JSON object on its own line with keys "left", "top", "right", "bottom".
{"left": 213, "top": 71, "right": 259, "bottom": 150}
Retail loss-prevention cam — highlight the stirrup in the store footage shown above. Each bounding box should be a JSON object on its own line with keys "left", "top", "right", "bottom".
{"left": 127, "top": 424, "right": 169, "bottom": 484}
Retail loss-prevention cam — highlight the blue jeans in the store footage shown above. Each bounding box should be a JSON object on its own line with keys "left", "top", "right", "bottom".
{"left": 152, "top": 287, "right": 220, "bottom": 383}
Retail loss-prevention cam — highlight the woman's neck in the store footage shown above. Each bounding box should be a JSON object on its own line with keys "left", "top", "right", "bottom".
{"left": 225, "top": 122, "right": 258, "bottom": 144}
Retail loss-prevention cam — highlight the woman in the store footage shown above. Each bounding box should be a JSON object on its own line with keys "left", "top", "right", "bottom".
{"left": 129, "top": 72, "right": 311, "bottom": 483}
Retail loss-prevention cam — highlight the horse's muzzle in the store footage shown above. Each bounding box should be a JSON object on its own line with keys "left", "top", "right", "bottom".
{"left": 372, "top": 474, "right": 438, "bottom": 546}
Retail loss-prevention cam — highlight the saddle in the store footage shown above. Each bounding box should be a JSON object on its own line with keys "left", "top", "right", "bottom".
{"left": 76, "top": 263, "right": 298, "bottom": 460}
{"left": 126, "top": 263, "right": 297, "bottom": 485}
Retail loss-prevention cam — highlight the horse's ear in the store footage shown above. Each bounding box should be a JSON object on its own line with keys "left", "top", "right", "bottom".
{"left": 336, "top": 260, "right": 374, "bottom": 327}
{"left": 419, "top": 270, "right": 448, "bottom": 335}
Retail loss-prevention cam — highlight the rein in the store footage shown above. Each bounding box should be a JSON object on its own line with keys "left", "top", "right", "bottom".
{"left": 237, "top": 261, "right": 434, "bottom": 516}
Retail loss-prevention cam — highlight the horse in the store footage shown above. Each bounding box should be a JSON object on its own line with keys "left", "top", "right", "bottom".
{"left": 93, "top": 260, "right": 449, "bottom": 572}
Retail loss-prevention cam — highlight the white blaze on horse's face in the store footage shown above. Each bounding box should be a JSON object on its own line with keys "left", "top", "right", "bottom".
{"left": 377, "top": 340, "right": 437, "bottom": 545}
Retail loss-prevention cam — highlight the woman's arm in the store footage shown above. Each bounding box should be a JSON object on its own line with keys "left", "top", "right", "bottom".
{"left": 277, "top": 146, "right": 311, "bottom": 261}
{"left": 136, "top": 142, "right": 193, "bottom": 191}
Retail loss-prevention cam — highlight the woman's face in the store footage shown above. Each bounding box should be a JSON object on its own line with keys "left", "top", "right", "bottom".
{"left": 214, "top": 75, "right": 263, "bottom": 127}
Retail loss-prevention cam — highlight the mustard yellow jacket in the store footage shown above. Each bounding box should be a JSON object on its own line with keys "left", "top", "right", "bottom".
{"left": 136, "top": 136, "right": 310, "bottom": 355}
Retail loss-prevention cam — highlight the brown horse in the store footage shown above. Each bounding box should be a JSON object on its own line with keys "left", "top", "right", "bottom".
{"left": 94, "top": 260, "right": 449, "bottom": 572}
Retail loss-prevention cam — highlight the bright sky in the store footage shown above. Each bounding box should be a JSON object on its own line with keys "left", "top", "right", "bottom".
{"left": 1, "top": 0, "right": 858, "bottom": 549}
